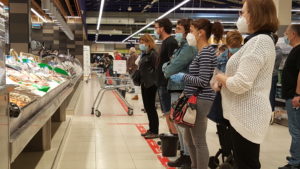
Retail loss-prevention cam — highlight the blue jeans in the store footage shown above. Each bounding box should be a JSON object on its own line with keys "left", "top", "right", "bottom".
{"left": 171, "top": 92, "right": 190, "bottom": 156}
{"left": 286, "top": 99, "right": 300, "bottom": 166}
{"left": 158, "top": 86, "right": 171, "bottom": 114}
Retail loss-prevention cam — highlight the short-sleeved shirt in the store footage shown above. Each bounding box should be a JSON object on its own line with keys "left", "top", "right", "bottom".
{"left": 282, "top": 44, "right": 300, "bottom": 99}
{"left": 156, "top": 36, "right": 178, "bottom": 86}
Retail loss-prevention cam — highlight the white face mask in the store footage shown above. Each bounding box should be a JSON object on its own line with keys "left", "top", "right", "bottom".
{"left": 236, "top": 16, "right": 249, "bottom": 34}
{"left": 186, "top": 33, "right": 197, "bottom": 47}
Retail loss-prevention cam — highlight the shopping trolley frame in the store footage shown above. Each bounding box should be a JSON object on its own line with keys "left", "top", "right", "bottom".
{"left": 91, "top": 74, "right": 134, "bottom": 117}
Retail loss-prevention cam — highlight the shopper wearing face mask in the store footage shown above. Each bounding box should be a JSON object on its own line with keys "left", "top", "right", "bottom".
{"left": 171, "top": 19, "right": 223, "bottom": 169}
{"left": 215, "top": 0, "right": 279, "bottom": 168}
{"left": 138, "top": 34, "right": 160, "bottom": 139}
{"left": 162, "top": 19, "right": 197, "bottom": 169}
{"left": 216, "top": 31, "right": 243, "bottom": 73}
{"left": 278, "top": 24, "right": 300, "bottom": 169}
{"left": 154, "top": 18, "right": 179, "bottom": 135}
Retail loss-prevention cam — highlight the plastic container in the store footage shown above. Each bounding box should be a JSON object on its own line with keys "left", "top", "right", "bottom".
{"left": 159, "top": 133, "right": 178, "bottom": 157}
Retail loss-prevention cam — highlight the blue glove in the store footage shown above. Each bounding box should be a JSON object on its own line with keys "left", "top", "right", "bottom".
{"left": 170, "top": 72, "right": 185, "bottom": 83}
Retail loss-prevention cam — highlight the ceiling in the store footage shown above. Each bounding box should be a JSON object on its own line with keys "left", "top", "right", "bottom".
{"left": 84, "top": 0, "right": 300, "bottom": 42}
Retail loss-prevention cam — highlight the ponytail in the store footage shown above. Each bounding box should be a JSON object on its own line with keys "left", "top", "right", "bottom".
{"left": 191, "top": 19, "right": 224, "bottom": 43}
{"left": 212, "top": 22, "right": 224, "bottom": 43}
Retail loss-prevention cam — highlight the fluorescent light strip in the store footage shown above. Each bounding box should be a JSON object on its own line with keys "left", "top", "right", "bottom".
{"left": 31, "top": 8, "right": 47, "bottom": 23}
{"left": 181, "top": 7, "right": 300, "bottom": 12}
{"left": 180, "top": 7, "right": 240, "bottom": 11}
{"left": 96, "top": 0, "right": 105, "bottom": 30}
{"left": 121, "top": 0, "right": 191, "bottom": 43}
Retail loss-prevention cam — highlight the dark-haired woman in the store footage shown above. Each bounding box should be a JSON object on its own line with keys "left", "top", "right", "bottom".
{"left": 171, "top": 19, "right": 224, "bottom": 169}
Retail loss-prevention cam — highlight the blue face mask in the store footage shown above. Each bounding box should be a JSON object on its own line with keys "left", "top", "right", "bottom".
{"left": 229, "top": 48, "right": 240, "bottom": 54}
{"left": 175, "top": 33, "right": 183, "bottom": 43}
{"left": 284, "top": 36, "right": 290, "bottom": 45}
{"left": 154, "top": 31, "right": 160, "bottom": 39}
{"left": 139, "top": 44, "right": 148, "bottom": 52}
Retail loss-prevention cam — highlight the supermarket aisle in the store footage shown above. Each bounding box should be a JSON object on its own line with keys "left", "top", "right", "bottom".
{"left": 57, "top": 78, "right": 291, "bottom": 169}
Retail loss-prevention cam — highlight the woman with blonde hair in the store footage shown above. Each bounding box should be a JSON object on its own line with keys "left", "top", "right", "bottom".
{"left": 138, "top": 34, "right": 160, "bottom": 139}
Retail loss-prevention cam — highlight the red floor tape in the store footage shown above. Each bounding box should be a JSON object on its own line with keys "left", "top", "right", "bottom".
{"left": 112, "top": 90, "right": 129, "bottom": 113}
{"left": 135, "top": 124, "right": 175, "bottom": 169}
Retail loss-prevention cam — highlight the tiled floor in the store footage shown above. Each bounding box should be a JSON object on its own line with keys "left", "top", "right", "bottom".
{"left": 11, "top": 78, "right": 293, "bottom": 169}
{"left": 56, "top": 78, "right": 292, "bottom": 169}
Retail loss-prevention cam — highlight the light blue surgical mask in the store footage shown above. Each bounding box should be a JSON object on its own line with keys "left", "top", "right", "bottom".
{"left": 154, "top": 31, "right": 160, "bottom": 39}
{"left": 139, "top": 44, "right": 148, "bottom": 52}
{"left": 175, "top": 33, "right": 183, "bottom": 43}
{"left": 284, "top": 36, "right": 290, "bottom": 45}
{"left": 229, "top": 48, "right": 240, "bottom": 54}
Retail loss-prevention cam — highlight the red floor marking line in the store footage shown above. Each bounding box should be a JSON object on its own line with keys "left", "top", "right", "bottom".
{"left": 107, "top": 122, "right": 148, "bottom": 125}
{"left": 135, "top": 124, "right": 175, "bottom": 169}
{"left": 112, "top": 91, "right": 129, "bottom": 113}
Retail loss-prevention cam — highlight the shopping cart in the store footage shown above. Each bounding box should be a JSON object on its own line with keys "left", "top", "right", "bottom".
{"left": 85, "top": 66, "right": 105, "bottom": 83}
{"left": 91, "top": 73, "right": 134, "bottom": 117}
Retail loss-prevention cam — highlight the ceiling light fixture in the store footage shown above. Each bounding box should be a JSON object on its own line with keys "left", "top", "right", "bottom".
{"left": 95, "top": 0, "right": 106, "bottom": 42}
{"left": 181, "top": 7, "right": 300, "bottom": 12}
{"left": 31, "top": 8, "right": 48, "bottom": 23}
{"left": 122, "top": 0, "right": 191, "bottom": 43}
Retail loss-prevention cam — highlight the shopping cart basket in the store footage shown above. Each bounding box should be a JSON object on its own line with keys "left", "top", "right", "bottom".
{"left": 91, "top": 73, "right": 134, "bottom": 117}
{"left": 85, "top": 67, "right": 105, "bottom": 83}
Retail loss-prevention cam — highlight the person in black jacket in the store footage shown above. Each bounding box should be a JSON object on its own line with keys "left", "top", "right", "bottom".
{"left": 138, "top": 34, "right": 160, "bottom": 139}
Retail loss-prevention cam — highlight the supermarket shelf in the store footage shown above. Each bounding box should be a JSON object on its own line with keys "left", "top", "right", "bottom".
{"left": 9, "top": 84, "right": 74, "bottom": 162}
{"left": 277, "top": 83, "right": 282, "bottom": 87}
{"left": 9, "top": 75, "right": 82, "bottom": 163}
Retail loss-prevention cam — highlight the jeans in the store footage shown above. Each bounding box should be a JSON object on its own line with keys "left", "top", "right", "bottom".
{"left": 184, "top": 99, "right": 212, "bottom": 169}
{"left": 269, "top": 75, "right": 278, "bottom": 111}
{"left": 141, "top": 85, "right": 159, "bottom": 134}
{"left": 171, "top": 92, "right": 190, "bottom": 156}
{"left": 286, "top": 99, "right": 300, "bottom": 166}
{"left": 158, "top": 86, "right": 171, "bottom": 114}
{"left": 229, "top": 125, "right": 261, "bottom": 169}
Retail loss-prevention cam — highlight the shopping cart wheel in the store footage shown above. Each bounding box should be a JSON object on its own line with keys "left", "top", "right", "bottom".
{"left": 127, "top": 109, "right": 133, "bottom": 116}
{"left": 95, "top": 110, "right": 101, "bottom": 117}
{"left": 208, "top": 156, "right": 219, "bottom": 169}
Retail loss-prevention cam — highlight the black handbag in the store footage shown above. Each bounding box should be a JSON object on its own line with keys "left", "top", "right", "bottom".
{"left": 207, "top": 92, "right": 229, "bottom": 125}
{"left": 131, "top": 69, "right": 141, "bottom": 86}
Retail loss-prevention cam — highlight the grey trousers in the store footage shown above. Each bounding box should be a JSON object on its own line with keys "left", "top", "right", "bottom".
{"left": 184, "top": 98, "right": 212, "bottom": 169}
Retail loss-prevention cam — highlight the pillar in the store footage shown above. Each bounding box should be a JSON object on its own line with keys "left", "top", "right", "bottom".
{"left": 9, "top": 0, "right": 31, "bottom": 53}
{"left": 273, "top": 0, "right": 292, "bottom": 36}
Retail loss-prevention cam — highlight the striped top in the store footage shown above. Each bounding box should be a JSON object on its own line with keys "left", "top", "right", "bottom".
{"left": 183, "top": 46, "right": 217, "bottom": 101}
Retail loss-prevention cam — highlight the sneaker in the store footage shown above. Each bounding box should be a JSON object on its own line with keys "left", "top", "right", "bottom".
{"left": 131, "top": 95, "right": 139, "bottom": 100}
{"left": 141, "top": 130, "right": 151, "bottom": 137}
{"left": 144, "top": 133, "right": 159, "bottom": 139}
{"left": 279, "top": 164, "right": 300, "bottom": 169}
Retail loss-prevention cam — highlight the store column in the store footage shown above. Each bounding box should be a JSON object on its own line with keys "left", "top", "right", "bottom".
{"left": 9, "top": 0, "right": 31, "bottom": 53}
{"left": 274, "top": 0, "right": 292, "bottom": 36}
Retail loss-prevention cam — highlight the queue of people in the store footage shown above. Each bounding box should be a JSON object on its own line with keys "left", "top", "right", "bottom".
{"left": 128, "top": 0, "right": 300, "bottom": 168}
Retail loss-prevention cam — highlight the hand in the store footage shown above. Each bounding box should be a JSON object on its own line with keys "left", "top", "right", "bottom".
{"left": 212, "top": 82, "right": 222, "bottom": 92}
{"left": 292, "top": 96, "right": 300, "bottom": 107}
{"left": 215, "top": 73, "right": 228, "bottom": 87}
{"left": 170, "top": 72, "right": 185, "bottom": 83}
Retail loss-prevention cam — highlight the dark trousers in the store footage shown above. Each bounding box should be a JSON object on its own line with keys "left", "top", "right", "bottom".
{"left": 269, "top": 75, "right": 278, "bottom": 111}
{"left": 230, "top": 125, "right": 261, "bottom": 169}
{"left": 141, "top": 84, "right": 159, "bottom": 134}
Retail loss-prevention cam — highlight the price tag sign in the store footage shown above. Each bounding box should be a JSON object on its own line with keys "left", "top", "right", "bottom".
{"left": 113, "top": 60, "right": 127, "bottom": 74}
